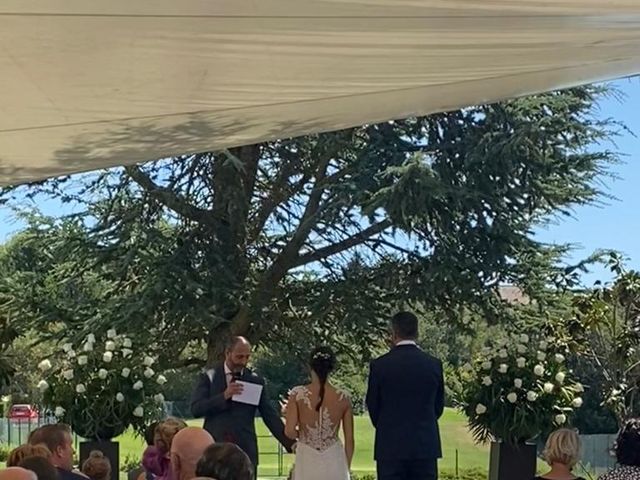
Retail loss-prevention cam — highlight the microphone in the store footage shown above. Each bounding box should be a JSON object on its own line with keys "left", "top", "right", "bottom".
{"left": 232, "top": 371, "right": 242, "bottom": 382}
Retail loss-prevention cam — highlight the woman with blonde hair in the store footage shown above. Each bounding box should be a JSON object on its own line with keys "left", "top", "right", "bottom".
{"left": 81, "top": 451, "right": 111, "bottom": 480}
{"left": 534, "top": 428, "right": 586, "bottom": 480}
{"left": 142, "top": 417, "right": 187, "bottom": 480}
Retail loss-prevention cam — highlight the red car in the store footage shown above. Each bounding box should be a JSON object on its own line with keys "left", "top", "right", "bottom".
{"left": 8, "top": 404, "right": 39, "bottom": 421}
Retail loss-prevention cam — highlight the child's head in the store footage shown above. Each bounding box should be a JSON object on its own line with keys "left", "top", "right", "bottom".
{"left": 144, "top": 422, "right": 160, "bottom": 447}
{"left": 155, "top": 418, "right": 188, "bottom": 453}
{"left": 82, "top": 450, "right": 112, "bottom": 480}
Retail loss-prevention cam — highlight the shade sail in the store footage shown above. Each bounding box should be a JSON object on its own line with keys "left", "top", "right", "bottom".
{"left": 1, "top": 1, "right": 639, "bottom": 186}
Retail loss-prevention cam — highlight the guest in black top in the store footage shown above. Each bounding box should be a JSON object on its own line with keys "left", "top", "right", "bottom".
{"left": 534, "top": 428, "right": 585, "bottom": 480}
{"left": 599, "top": 418, "right": 640, "bottom": 480}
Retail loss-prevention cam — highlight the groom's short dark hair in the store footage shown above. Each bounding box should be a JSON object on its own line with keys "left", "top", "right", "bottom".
{"left": 391, "top": 311, "right": 418, "bottom": 339}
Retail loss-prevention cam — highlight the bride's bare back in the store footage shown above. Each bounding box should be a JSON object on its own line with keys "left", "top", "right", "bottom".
{"left": 285, "top": 382, "right": 354, "bottom": 461}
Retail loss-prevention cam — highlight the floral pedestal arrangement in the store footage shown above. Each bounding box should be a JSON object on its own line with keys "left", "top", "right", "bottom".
{"left": 80, "top": 440, "right": 120, "bottom": 480}
{"left": 37, "top": 328, "right": 168, "bottom": 475}
{"left": 489, "top": 441, "right": 536, "bottom": 480}
{"left": 458, "top": 331, "right": 584, "bottom": 477}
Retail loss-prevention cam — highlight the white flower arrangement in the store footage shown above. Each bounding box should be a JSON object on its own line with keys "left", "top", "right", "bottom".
{"left": 458, "top": 332, "right": 582, "bottom": 444}
{"left": 38, "top": 329, "right": 165, "bottom": 440}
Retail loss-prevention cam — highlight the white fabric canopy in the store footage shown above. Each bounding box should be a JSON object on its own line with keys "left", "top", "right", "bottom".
{"left": 1, "top": 1, "right": 640, "bottom": 185}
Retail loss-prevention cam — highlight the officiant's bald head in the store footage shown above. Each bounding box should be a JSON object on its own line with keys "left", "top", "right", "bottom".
{"left": 391, "top": 311, "right": 418, "bottom": 341}
{"left": 225, "top": 336, "right": 251, "bottom": 371}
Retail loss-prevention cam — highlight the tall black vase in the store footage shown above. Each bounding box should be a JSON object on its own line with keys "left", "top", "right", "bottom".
{"left": 489, "top": 441, "right": 536, "bottom": 480}
{"left": 79, "top": 440, "right": 119, "bottom": 480}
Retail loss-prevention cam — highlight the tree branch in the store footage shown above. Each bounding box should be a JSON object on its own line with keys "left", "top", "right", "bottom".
{"left": 292, "top": 220, "right": 392, "bottom": 268}
{"left": 124, "top": 165, "right": 225, "bottom": 227}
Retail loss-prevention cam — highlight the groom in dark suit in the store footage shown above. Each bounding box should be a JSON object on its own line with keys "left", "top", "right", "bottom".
{"left": 366, "top": 311, "right": 445, "bottom": 480}
{"left": 191, "top": 336, "right": 294, "bottom": 472}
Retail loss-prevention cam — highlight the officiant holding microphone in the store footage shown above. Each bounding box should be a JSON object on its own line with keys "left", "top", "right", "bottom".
{"left": 191, "top": 336, "right": 295, "bottom": 473}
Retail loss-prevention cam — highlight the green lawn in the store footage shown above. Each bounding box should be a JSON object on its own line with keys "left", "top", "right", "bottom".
{"left": 109, "top": 408, "right": 489, "bottom": 477}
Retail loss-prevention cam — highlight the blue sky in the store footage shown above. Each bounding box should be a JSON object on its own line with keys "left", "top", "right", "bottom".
{"left": 534, "top": 77, "right": 640, "bottom": 284}
{"left": 1, "top": 78, "right": 638, "bottom": 286}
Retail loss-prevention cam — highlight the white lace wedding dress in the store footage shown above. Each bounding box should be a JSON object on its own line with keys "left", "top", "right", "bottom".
{"left": 289, "top": 386, "right": 350, "bottom": 480}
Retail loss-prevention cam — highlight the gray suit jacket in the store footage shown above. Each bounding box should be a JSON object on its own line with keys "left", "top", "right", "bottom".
{"left": 190, "top": 364, "right": 294, "bottom": 466}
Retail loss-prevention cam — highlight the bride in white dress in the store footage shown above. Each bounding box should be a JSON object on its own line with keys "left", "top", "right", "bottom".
{"left": 284, "top": 346, "right": 354, "bottom": 480}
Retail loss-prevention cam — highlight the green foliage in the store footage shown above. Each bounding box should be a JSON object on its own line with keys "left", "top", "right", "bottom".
{"left": 566, "top": 253, "right": 640, "bottom": 424}
{"left": 0, "top": 445, "right": 10, "bottom": 462}
{"left": 458, "top": 331, "right": 583, "bottom": 445}
{"left": 0, "top": 85, "right": 621, "bottom": 370}
{"left": 38, "top": 331, "right": 166, "bottom": 440}
{"left": 120, "top": 453, "right": 141, "bottom": 473}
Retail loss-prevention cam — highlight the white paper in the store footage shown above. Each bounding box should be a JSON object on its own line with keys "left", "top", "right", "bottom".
{"left": 232, "top": 381, "right": 263, "bottom": 406}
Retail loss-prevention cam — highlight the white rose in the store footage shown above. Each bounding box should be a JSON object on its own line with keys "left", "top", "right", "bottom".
{"left": 86, "top": 334, "right": 96, "bottom": 344}
{"left": 555, "top": 414, "right": 567, "bottom": 425}
{"left": 537, "top": 351, "right": 546, "bottom": 361}
{"left": 121, "top": 349, "right": 133, "bottom": 358}
{"left": 498, "top": 364, "right": 508, "bottom": 374}
{"left": 534, "top": 365, "right": 544, "bottom": 376}
{"left": 62, "top": 369, "right": 74, "bottom": 380}
{"left": 105, "top": 341, "right": 116, "bottom": 352}
{"left": 77, "top": 355, "right": 88, "bottom": 366}
{"left": 516, "top": 345, "right": 527, "bottom": 354}
{"left": 144, "top": 368, "right": 155, "bottom": 379}
{"left": 133, "top": 381, "right": 144, "bottom": 390}
{"left": 143, "top": 356, "right": 155, "bottom": 367}
{"left": 507, "top": 392, "right": 518, "bottom": 404}
{"left": 116, "top": 393, "right": 125, "bottom": 402}
{"left": 54, "top": 406, "right": 65, "bottom": 417}
{"left": 98, "top": 369, "right": 108, "bottom": 380}
{"left": 555, "top": 372, "right": 566, "bottom": 384}
{"left": 539, "top": 341, "right": 548, "bottom": 351}
{"left": 575, "top": 383, "right": 584, "bottom": 393}
{"left": 516, "top": 357, "right": 526, "bottom": 368}
{"left": 133, "top": 406, "right": 144, "bottom": 417}
{"left": 475, "top": 404, "right": 487, "bottom": 415}
{"left": 462, "top": 363, "right": 473, "bottom": 372}
{"left": 498, "top": 349, "right": 508, "bottom": 359}
{"left": 156, "top": 375, "right": 167, "bottom": 385}
{"left": 76, "top": 384, "right": 86, "bottom": 394}
{"left": 123, "top": 338, "right": 132, "bottom": 349}
{"left": 38, "top": 360, "right": 52, "bottom": 371}
{"left": 83, "top": 342, "right": 94, "bottom": 352}
{"left": 572, "top": 397, "right": 583, "bottom": 408}
{"left": 37, "top": 380, "right": 49, "bottom": 392}
{"left": 526, "top": 391, "right": 538, "bottom": 402}
{"left": 514, "top": 378, "right": 523, "bottom": 389}
{"left": 544, "top": 382, "right": 554, "bottom": 394}
{"left": 62, "top": 343, "right": 73, "bottom": 353}
{"left": 67, "top": 350, "right": 77, "bottom": 359}
{"left": 121, "top": 368, "right": 131, "bottom": 378}
{"left": 519, "top": 334, "right": 529, "bottom": 344}
{"left": 482, "top": 376, "right": 493, "bottom": 386}
{"left": 154, "top": 393, "right": 165, "bottom": 403}
{"left": 554, "top": 354, "right": 565, "bottom": 363}
{"left": 103, "top": 352, "right": 113, "bottom": 363}
{"left": 481, "top": 361, "right": 492, "bottom": 370}
{"left": 107, "top": 329, "right": 117, "bottom": 339}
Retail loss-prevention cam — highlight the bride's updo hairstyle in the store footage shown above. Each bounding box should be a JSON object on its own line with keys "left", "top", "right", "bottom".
{"left": 309, "top": 346, "right": 336, "bottom": 411}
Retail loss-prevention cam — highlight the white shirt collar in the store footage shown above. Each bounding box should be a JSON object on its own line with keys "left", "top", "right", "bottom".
{"left": 396, "top": 340, "right": 417, "bottom": 347}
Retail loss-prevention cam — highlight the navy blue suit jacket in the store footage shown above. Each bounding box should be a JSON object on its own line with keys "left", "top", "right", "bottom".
{"left": 366, "top": 344, "right": 445, "bottom": 461}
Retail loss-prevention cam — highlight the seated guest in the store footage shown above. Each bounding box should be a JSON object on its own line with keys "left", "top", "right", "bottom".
{"left": 0, "top": 468, "right": 37, "bottom": 480}
{"left": 195, "top": 444, "right": 253, "bottom": 480}
{"left": 28, "top": 424, "right": 86, "bottom": 480}
{"left": 8, "top": 444, "right": 52, "bottom": 467}
{"left": 170, "top": 427, "right": 214, "bottom": 480}
{"left": 19, "top": 455, "right": 60, "bottom": 480}
{"left": 81, "top": 451, "right": 111, "bottom": 480}
{"left": 599, "top": 417, "right": 640, "bottom": 480}
{"left": 535, "top": 428, "right": 586, "bottom": 480}
{"left": 129, "top": 422, "right": 159, "bottom": 480}
{"left": 143, "top": 418, "right": 187, "bottom": 480}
